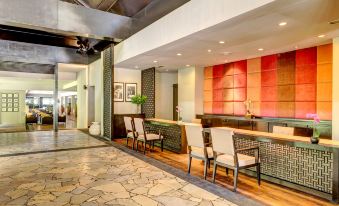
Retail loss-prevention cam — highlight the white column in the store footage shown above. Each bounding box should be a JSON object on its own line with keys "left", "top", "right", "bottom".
{"left": 333, "top": 37, "right": 339, "bottom": 140}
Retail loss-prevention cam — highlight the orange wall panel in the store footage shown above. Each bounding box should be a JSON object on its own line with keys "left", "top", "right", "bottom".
{"left": 247, "top": 87, "right": 261, "bottom": 101}
{"left": 317, "top": 101, "right": 332, "bottom": 120}
{"left": 317, "top": 63, "right": 332, "bottom": 83}
{"left": 204, "top": 79, "right": 212, "bottom": 91}
{"left": 204, "top": 102, "right": 212, "bottom": 114}
{"left": 317, "top": 44, "right": 332, "bottom": 64}
{"left": 247, "top": 58, "right": 261, "bottom": 73}
{"left": 223, "top": 102, "right": 234, "bottom": 115}
{"left": 317, "top": 83, "right": 332, "bottom": 102}
{"left": 204, "top": 67, "right": 213, "bottom": 79}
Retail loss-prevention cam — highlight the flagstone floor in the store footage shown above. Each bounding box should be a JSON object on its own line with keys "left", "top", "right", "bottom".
{"left": 0, "top": 131, "right": 238, "bottom": 206}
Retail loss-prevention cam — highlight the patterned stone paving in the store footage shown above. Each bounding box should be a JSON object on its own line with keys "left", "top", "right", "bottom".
{"left": 0, "top": 146, "right": 237, "bottom": 206}
{"left": 0, "top": 130, "right": 107, "bottom": 156}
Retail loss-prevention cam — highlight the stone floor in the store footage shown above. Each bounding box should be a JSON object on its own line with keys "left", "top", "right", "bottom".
{"left": 0, "top": 130, "right": 107, "bottom": 156}
{"left": 0, "top": 130, "right": 243, "bottom": 206}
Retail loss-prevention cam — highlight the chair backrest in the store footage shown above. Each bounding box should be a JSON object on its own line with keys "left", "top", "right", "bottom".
{"left": 273, "top": 126, "right": 294, "bottom": 136}
{"left": 134, "top": 118, "right": 145, "bottom": 135}
{"left": 210, "top": 127, "right": 235, "bottom": 155}
{"left": 185, "top": 124, "right": 205, "bottom": 148}
{"left": 123, "top": 116, "right": 133, "bottom": 131}
{"left": 192, "top": 118, "right": 202, "bottom": 124}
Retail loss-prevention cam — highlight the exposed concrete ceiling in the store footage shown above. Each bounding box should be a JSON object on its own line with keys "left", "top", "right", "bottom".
{"left": 115, "top": 0, "right": 339, "bottom": 72}
{"left": 58, "top": 63, "right": 87, "bottom": 72}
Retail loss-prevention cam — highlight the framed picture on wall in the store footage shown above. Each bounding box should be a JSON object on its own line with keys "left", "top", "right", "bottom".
{"left": 125, "top": 83, "right": 137, "bottom": 102}
{"left": 13, "top": 93, "right": 19, "bottom": 98}
{"left": 7, "top": 93, "right": 12, "bottom": 98}
{"left": 1, "top": 108, "right": 6, "bottom": 112}
{"left": 13, "top": 103, "right": 18, "bottom": 108}
{"left": 1, "top": 99, "right": 6, "bottom": 103}
{"left": 1, "top": 94, "right": 6, "bottom": 98}
{"left": 1, "top": 103, "right": 6, "bottom": 107}
{"left": 7, "top": 98, "right": 12, "bottom": 103}
{"left": 114, "top": 82, "right": 124, "bottom": 102}
{"left": 7, "top": 108, "right": 12, "bottom": 112}
{"left": 7, "top": 103, "right": 13, "bottom": 108}
{"left": 14, "top": 98, "right": 18, "bottom": 103}
{"left": 13, "top": 108, "right": 18, "bottom": 112}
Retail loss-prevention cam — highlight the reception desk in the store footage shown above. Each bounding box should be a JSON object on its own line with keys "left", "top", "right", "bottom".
{"left": 144, "top": 118, "right": 187, "bottom": 154}
{"left": 205, "top": 127, "right": 339, "bottom": 202}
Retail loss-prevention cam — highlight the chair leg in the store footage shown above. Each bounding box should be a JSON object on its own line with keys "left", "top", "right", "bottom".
{"left": 126, "top": 137, "right": 128, "bottom": 146}
{"left": 233, "top": 168, "right": 238, "bottom": 192}
{"left": 161, "top": 139, "right": 164, "bottom": 152}
{"left": 212, "top": 162, "right": 217, "bottom": 183}
{"left": 143, "top": 141, "right": 146, "bottom": 154}
{"left": 132, "top": 139, "right": 135, "bottom": 150}
{"left": 203, "top": 160, "right": 208, "bottom": 180}
{"left": 136, "top": 140, "right": 139, "bottom": 151}
{"left": 207, "top": 160, "right": 210, "bottom": 169}
{"left": 152, "top": 141, "right": 155, "bottom": 149}
{"left": 187, "top": 156, "right": 192, "bottom": 174}
{"left": 257, "top": 164, "right": 261, "bottom": 186}
{"left": 226, "top": 168, "right": 229, "bottom": 176}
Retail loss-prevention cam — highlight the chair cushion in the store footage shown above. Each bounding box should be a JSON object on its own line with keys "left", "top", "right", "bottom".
{"left": 127, "top": 132, "right": 135, "bottom": 138}
{"left": 216, "top": 153, "right": 256, "bottom": 167}
{"left": 190, "top": 146, "right": 213, "bottom": 158}
{"left": 137, "top": 133, "right": 163, "bottom": 141}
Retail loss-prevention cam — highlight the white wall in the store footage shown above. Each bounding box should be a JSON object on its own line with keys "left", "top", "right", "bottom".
{"left": 195, "top": 67, "right": 204, "bottom": 115}
{"left": 155, "top": 72, "right": 178, "bottom": 120}
{"left": 178, "top": 67, "right": 196, "bottom": 122}
{"left": 114, "top": 68, "right": 141, "bottom": 114}
{"left": 88, "top": 58, "right": 104, "bottom": 134}
{"left": 76, "top": 68, "right": 88, "bottom": 128}
{"left": 0, "top": 90, "right": 26, "bottom": 125}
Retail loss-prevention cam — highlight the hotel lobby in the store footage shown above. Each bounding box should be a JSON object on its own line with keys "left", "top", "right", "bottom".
{"left": 1, "top": 0, "right": 339, "bottom": 205}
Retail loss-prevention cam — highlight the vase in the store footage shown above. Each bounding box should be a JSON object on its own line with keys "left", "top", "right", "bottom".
{"left": 310, "top": 136, "right": 319, "bottom": 144}
{"left": 89, "top": 122, "right": 101, "bottom": 136}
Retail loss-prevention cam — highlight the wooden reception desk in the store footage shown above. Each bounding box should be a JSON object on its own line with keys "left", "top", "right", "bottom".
{"left": 205, "top": 127, "right": 339, "bottom": 202}
{"left": 144, "top": 118, "right": 187, "bottom": 154}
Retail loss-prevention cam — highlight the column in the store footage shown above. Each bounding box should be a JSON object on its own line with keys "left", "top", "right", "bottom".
{"left": 53, "top": 64, "right": 59, "bottom": 132}
{"left": 333, "top": 37, "right": 339, "bottom": 140}
{"left": 103, "top": 44, "right": 114, "bottom": 139}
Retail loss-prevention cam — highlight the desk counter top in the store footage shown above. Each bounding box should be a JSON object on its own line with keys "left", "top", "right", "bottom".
{"left": 205, "top": 127, "right": 339, "bottom": 149}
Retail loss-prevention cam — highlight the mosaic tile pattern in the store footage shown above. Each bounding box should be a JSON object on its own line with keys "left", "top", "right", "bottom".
{"left": 103, "top": 47, "right": 114, "bottom": 138}
{"left": 142, "top": 68, "right": 156, "bottom": 118}
{"left": 0, "top": 130, "right": 107, "bottom": 156}
{"left": 0, "top": 147, "right": 237, "bottom": 206}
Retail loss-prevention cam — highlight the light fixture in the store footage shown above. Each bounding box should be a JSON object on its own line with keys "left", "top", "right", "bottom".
{"left": 318, "top": 34, "right": 325, "bottom": 38}
{"left": 294, "top": 46, "right": 298, "bottom": 49}
{"left": 166, "top": 69, "right": 169, "bottom": 72}
{"left": 177, "top": 53, "right": 182, "bottom": 56}
{"left": 279, "top": 22, "right": 287, "bottom": 26}
{"left": 224, "top": 60, "right": 228, "bottom": 63}
{"left": 153, "top": 60, "right": 158, "bottom": 63}
{"left": 219, "top": 41, "right": 225, "bottom": 44}
{"left": 207, "top": 49, "right": 212, "bottom": 53}
{"left": 258, "top": 48, "right": 264, "bottom": 51}
{"left": 134, "top": 66, "right": 139, "bottom": 69}
{"left": 186, "top": 64, "right": 190, "bottom": 67}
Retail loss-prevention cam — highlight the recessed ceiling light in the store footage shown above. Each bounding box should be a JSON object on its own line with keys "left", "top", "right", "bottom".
{"left": 219, "top": 41, "right": 225, "bottom": 44}
{"left": 177, "top": 53, "right": 182, "bottom": 56}
{"left": 153, "top": 60, "right": 158, "bottom": 63}
{"left": 134, "top": 66, "right": 139, "bottom": 69}
{"left": 258, "top": 48, "right": 264, "bottom": 51}
{"left": 186, "top": 64, "right": 190, "bottom": 67}
{"left": 294, "top": 46, "right": 298, "bottom": 49}
{"left": 224, "top": 60, "right": 228, "bottom": 63}
{"left": 279, "top": 22, "right": 287, "bottom": 26}
{"left": 207, "top": 49, "right": 212, "bottom": 53}
{"left": 318, "top": 34, "right": 325, "bottom": 38}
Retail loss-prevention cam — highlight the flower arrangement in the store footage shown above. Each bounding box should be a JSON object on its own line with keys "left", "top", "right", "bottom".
{"left": 131, "top": 95, "right": 147, "bottom": 114}
{"left": 306, "top": 113, "right": 320, "bottom": 144}
{"left": 176, "top": 106, "right": 183, "bottom": 122}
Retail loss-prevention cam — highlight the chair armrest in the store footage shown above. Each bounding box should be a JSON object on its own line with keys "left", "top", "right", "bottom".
{"left": 236, "top": 146, "right": 259, "bottom": 152}
{"left": 204, "top": 142, "right": 212, "bottom": 147}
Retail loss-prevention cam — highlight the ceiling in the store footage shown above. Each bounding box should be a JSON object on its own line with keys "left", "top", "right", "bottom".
{"left": 58, "top": 63, "right": 87, "bottom": 72}
{"left": 115, "top": 0, "right": 339, "bottom": 72}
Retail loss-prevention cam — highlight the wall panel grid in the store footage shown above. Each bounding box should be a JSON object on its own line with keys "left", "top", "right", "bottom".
{"left": 203, "top": 44, "right": 333, "bottom": 120}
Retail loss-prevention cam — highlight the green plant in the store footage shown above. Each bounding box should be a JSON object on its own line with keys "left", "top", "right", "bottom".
{"left": 131, "top": 95, "right": 147, "bottom": 105}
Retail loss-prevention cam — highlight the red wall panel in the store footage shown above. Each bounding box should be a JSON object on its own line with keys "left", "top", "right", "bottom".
{"left": 261, "top": 54, "right": 277, "bottom": 71}
{"left": 213, "top": 64, "right": 225, "bottom": 78}
{"left": 296, "top": 47, "right": 317, "bottom": 66}
{"left": 260, "top": 102, "right": 277, "bottom": 117}
{"left": 261, "top": 70, "right": 277, "bottom": 87}
{"left": 213, "top": 77, "right": 223, "bottom": 89}
{"left": 212, "top": 102, "right": 224, "bottom": 114}
{"left": 261, "top": 86, "right": 277, "bottom": 102}
{"left": 213, "top": 89, "right": 223, "bottom": 102}
{"left": 233, "top": 60, "right": 247, "bottom": 74}
{"left": 295, "top": 64, "right": 317, "bottom": 84}
{"left": 234, "top": 73, "right": 247, "bottom": 88}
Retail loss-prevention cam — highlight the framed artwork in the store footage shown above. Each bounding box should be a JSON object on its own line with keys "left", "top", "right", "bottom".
{"left": 14, "top": 98, "right": 18, "bottom": 103}
{"left": 1, "top": 94, "right": 6, "bottom": 98}
{"left": 7, "top": 103, "right": 12, "bottom": 108}
{"left": 125, "top": 83, "right": 137, "bottom": 102}
{"left": 114, "top": 82, "right": 124, "bottom": 102}
{"left": 13, "top": 103, "right": 18, "bottom": 108}
{"left": 1, "top": 108, "right": 6, "bottom": 112}
{"left": 7, "top": 108, "right": 12, "bottom": 112}
{"left": 2, "top": 99, "right": 6, "bottom": 103}
{"left": 7, "top": 93, "right": 12, "bottom": 98}
{"left": 13, "top": 93, "right": 19, "bottom": 98}
{"left": 13, "top": 108, "right": 19, "bottom": 112}
{"left": 7, "top": 98, "right": 12, "bottom": 103}
{"left": 1, "top": 103, "right": 6, "bottom": 107}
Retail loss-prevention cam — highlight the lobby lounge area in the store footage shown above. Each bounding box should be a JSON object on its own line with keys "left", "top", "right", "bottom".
{"left": 1, "top": 0, "right": 339, "bottom": 206}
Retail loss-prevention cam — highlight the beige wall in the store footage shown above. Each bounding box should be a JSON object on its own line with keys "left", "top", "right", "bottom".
{"left": 114, "top": 68, "right": 141, "bottom": 114}
{"left": 155, "top": 72, "right": 178, "bottom": 120}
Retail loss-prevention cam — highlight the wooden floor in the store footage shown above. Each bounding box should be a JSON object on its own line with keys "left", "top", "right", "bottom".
{"left": 114, "top": 138, "right": 336, "bottom": 206}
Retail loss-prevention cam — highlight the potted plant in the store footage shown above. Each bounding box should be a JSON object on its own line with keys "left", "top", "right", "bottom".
{"left": 131, "top": 94, "right": 147, "bottom": 114}
{"left": 306, "top": 113, "right": 321, "bottom": 144}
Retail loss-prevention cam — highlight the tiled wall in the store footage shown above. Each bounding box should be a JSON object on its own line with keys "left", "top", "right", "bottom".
{"left": 204, "top": 44, "right": 332, "bottom": 120}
